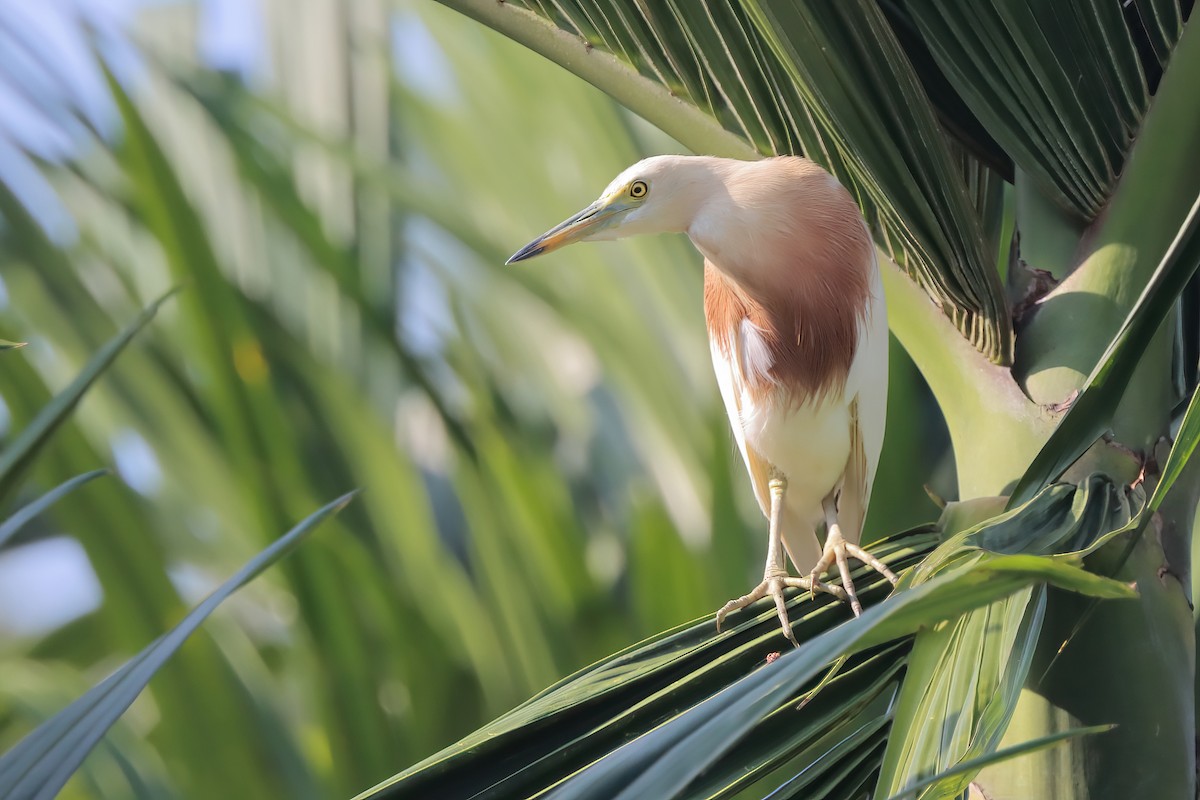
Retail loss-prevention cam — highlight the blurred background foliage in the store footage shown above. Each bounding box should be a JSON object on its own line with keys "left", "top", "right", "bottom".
{"left": 0, "top": 1, "right": 947, "bottom": 797}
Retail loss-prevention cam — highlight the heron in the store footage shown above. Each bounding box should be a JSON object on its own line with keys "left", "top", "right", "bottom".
{"left": 508, "top": 155, "right": 896, "bottom": 644}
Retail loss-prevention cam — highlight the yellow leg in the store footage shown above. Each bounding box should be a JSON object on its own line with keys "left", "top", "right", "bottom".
{"left": 715, "top": 472, "right": 846, "bottom": 645}
{"left": 809, "top": 495, "right": 898, "bottom": 617}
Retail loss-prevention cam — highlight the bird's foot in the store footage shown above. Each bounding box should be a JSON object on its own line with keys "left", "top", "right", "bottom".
{"left": 715, "top": 570, "right": 847, "bottom": 646}
{"left": 809, "top": 528, "right": 898, "bottom": 617}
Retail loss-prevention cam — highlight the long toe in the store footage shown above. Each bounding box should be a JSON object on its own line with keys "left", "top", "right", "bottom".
{"left": 783, "top": 575, "right": 847, "bottom": 602}
{"left": 767, "top": 579, "right": 798, "bottom": 647}
{"left": 715, "top": 582, "right": 769, "bottom": 632}
{"left": 845, "top": 543, "right": 899, "bottom": 585}
{"left": 835, "top": 549, "right": 862, "bottom": 617}
{"left": 811, "top": 530, "right": 899, "bottom": 617}
{"left": 821, "top": 538, "right": 861, "bottom": 617}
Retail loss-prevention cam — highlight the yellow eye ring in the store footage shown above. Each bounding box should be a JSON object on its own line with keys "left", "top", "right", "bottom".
{"left": 629, "top": 180, "right": 648, "bottom": 199}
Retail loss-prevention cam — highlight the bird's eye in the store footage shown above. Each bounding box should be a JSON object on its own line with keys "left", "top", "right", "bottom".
{"left": 629, "top": 180, "right": 648, "bottom": 199}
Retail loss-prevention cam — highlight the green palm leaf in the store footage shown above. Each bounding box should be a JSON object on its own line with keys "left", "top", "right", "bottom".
{"left": 359, "top": 528, "right": 1133, "bottom": 800}
{"left": 881, "top": 724, "right": 1113, "bottom": 800}
{"left": 0, "top": 288, "right": 175, "bottom": 504}
{"left": 898, "top": 0, "right": 1172, "bottom": 220}
{"left": 362, "top": 533, "right": 932, "bottom": 799}
{"left": 876, "top": 475, "right": 1139, "bottom": 799}
{"left": 0, "top": 469, "right": 107, "bottom": 549}
{"left": 0, "top": 492, "right": 354, "bottom": 800}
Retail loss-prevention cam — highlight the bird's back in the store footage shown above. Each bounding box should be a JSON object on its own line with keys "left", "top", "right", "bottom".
{"left": 697, "top": 157, "right": 885, "bottom": 572}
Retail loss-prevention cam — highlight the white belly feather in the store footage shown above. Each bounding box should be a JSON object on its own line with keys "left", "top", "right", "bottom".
{"left": 710, "top": 343, "right": 851, "bottom": 527}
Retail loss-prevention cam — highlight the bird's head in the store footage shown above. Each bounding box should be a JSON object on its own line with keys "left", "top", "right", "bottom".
{"left": 507, "top": 155, "right": 711, "bottom": 264}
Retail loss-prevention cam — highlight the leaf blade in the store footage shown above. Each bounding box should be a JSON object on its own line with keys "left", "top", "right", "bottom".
{"left": 557, "top": 554, "right": 1131, "bottom": 800}
{"left": 0, "top": 469, "right": 108, "bottom": 550}
{"left": 0, "top": 491, "right": 357, "bottom": 800}
{"left": 881, "top": 724, "right": 1114, "bottom": 800}
{"left": 0, "top": 291, "right": 176, "bottom": 504}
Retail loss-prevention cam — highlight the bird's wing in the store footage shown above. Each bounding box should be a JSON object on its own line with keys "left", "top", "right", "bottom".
{"left": 711, "top": 320, "right": 827, "bottom": 572}
{"left": 839, "top": 258, "right": 889, "bottom": 544}
{"left": 709, "top": 332, "right": 771, "bottom": 518}
{"left": 705, "top": 307, "right": 772, "bottom": 520}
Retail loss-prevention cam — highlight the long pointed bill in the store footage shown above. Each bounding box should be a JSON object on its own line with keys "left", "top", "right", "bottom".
{"left": 506, "top": 198, "right": 624, "bottom": 264}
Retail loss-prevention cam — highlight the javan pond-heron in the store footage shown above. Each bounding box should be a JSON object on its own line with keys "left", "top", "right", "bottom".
{"left": 509, "top": 155, "right": 896, "bottom": 644}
